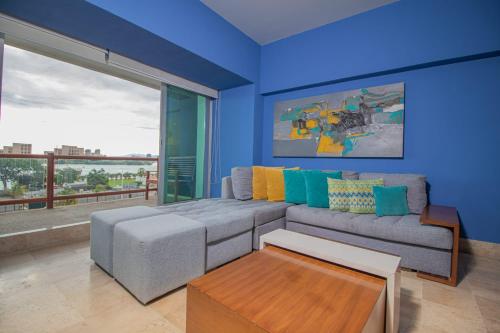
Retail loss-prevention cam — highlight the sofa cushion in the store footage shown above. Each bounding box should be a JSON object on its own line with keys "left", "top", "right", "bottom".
{"left": 373, "top": 185, "right": 410, "bottom": 216}
{"left": 327, "top": 178, "right": 350, "bottom": 212}
{"left": 359, "top": 172, "right": 427, "bottom": 214}
{"left": 286, "top": 205, "right": 453, "bottom": 250}
{"left": 284, "top": 169, "right": 307, "bottom": 204}
{"left": 231, "top": 167, "right": 253, "bottom": 200}
{"left": 303, "top": 170, "right": 342, "bottom": 208}
{"left": 252, "top": 166, "right": 284, "bottom": 200}
{"left": 345, "top": 178, "right": 384, "bottom": 214}
{"left": 266, "top": 167, "right": 299, "bottom": 202}
{"left": 156, "top": 199, "right": 293, "bottom": 242}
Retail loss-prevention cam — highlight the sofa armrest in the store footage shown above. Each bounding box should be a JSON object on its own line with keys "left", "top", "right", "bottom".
{"left": 418, "top": 205, "right": 460, "bottom": 286}
{"left": 221, "top": 176, "right": 235, "bottom": 199}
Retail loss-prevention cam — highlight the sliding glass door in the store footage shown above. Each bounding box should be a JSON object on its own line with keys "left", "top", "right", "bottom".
{"left": 159, "top": 85, "right": 209, "bottom": 204}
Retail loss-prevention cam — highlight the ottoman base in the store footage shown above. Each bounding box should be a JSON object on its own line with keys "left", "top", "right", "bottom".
{"left": 90, "top": 206, "right": 163, "bottom": 275}
{"left": 113, "top": 214, "right": 206, "bottom": 304}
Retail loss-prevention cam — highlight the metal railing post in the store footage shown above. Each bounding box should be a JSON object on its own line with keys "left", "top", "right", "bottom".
{"left": 145, "top": 171, "right": 150, "bottom": 200}
{"left": 46, "top": 153, "right": 54, "bottom": 209}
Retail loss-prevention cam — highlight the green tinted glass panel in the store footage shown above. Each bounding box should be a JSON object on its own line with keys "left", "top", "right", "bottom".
{"left": 163, "top": 86, "right": 206, "bottom": 203}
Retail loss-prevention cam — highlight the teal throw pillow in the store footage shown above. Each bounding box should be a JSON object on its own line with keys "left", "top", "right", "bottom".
{"left": 283, "top": 169, "right": 306, "bottom": 204}
{"left": 373, "top": 185, "right": 410, "bottom": 216}
{"left": 303, "top": 170, "right": 342, "bottom": 208}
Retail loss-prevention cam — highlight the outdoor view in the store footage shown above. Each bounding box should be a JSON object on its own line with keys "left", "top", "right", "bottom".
{"left": 0, "top": 44, "right": 161, "bottom": 219}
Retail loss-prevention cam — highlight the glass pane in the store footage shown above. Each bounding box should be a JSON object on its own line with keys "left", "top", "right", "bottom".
{"left": 163, "top": 86, "right": 206, "bottom": 203}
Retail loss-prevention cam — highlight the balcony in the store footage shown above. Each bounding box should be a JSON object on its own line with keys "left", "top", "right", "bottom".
{"left": 0, "top": 153, "right": 158, "bottom": 253}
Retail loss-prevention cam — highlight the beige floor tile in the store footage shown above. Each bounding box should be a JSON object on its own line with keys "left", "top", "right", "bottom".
{"left": 150, "top": 287, "right": 187, "bottom": 332}
{"left": 1, "top": 242, "right": 499, "bottom": 333}
{"left": 416, "top": 299, "right": 486, "bottom": 333}
{"left": 483, "top": 317, "right": 500, "bottom": 333}
{"left": 0, "top": 252, "right": 35, "bottom": 273}
{"left": 401, "top": 270, "right": 423, "bottom": 299}
{"left": 134, "top": 318, "right": 184, "bottom": 333}
{"left": 60, "top": 302, "right": 164, "bottom": 333}
{"left": 422, "top": 280, "right": 476, "bottom": 310}
{"left": 0, "top": 284, "right": 84, "bottom": 333}
{"left": 475, "top": 296, "right": 500, "bottom": 322}
{"left": 61, "top": 277, "right": 135, "bottom": 318}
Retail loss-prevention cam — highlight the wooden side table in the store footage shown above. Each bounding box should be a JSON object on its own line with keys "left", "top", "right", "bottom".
{"left": 417, "top": 205, "right": 460, "bottom": 286}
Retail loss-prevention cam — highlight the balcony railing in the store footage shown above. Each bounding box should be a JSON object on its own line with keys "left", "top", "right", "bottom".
{"left": 0, "top": 153, "right": 158, "bottom": 210}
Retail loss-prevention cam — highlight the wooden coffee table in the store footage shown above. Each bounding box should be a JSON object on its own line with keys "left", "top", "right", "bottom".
{"left": 187, "top": 230, "right": 400, "bottom": 333}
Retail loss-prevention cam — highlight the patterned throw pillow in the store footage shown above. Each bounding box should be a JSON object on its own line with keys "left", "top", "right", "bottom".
{"left": 327, "top": 178, "right": 350, "bottom": 211}
{"left": 346, "top": 179, "right": 384, "bottom": 213}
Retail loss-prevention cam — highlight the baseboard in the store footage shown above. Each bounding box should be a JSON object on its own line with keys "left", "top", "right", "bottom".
{"left": 460, "top": 238, "right": 500, "bottom": 259}
{"left": 0, "top": 221, "right": 90, "bottom": 256}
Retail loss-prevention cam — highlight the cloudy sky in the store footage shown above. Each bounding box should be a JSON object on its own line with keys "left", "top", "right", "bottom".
{"left": 0, "top": 45, "right": 160, "bottom": 156}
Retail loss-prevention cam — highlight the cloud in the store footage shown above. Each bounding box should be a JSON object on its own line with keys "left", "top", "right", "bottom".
{"left": 0, "top": 45, "right": 160, "bottom": 156}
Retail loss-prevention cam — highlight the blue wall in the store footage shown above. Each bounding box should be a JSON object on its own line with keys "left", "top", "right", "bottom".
{"left": 259, "top": 0, "right": 500, "bottom": 243}
{"left": 89, "top": 0, "right": 260, "bottom": 83}
{"left": 261, "top": 0, "right": 500, "bottom": 93}
{"left": 210, "top": 84, "right": 259, "bottom": 197}
{"left": 86, "top": 0, "right": 264, "bottom": 192}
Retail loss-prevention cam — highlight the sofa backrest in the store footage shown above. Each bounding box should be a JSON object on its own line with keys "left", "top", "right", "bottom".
{"left": 359, "top": 172, "right": 427, "bottom": 214}
{"left": 323, "top": 170, "right": 359, "bottom": 180}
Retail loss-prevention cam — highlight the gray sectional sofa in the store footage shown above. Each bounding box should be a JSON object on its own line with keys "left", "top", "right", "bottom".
{"left": 221, "top": 171, "right": 453, "bottom": 277}
{"left": 90, "top": 169, "right": 453, "bottom": 303}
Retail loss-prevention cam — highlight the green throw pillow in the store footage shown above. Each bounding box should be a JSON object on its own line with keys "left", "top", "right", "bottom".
{"left": 327, "top": 178, "right": 350, "bottom": 211}
{"left": 283, "top": 169, "right": 306, "bottom": 204}
{"left": 346, "top": 179, "right": 384, "bottom": 213}
{"left": 303, "top": 170, "right": 342, "bottom": 208}
{"left": 373, "top": 185, "right": 410, "bottom": 216}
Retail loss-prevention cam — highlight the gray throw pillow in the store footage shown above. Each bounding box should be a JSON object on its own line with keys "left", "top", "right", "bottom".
{"left": 359, "top": 172, "right": 427, "bottom": 214}
{"left": 231, "top": 167, "right": 253, "bottom": 200}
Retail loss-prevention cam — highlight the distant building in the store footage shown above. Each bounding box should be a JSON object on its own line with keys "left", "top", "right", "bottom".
{"left": 45, "top": 145, "right": 104, "bottom": 156}
{"left": 0, "top": 143, "right": 32, "bottom": 154}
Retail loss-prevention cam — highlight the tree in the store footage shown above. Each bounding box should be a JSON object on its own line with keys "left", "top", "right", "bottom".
{"left": 7, "top": 183, "right": 27, "bottom": 198}
{"left": 86, "top": 168, "right": 109, "bottom": 189}
{"left": 137, "top": 168, "right": 146, "bottom": 178}
{"left": 0, "top": 158, "right": 44, "bottom": 192}
{"left": 55, "top": 167, "right": 82, "bottom": 185}
{"left": 94, "top": 184, "right": 107, "bottom": 193}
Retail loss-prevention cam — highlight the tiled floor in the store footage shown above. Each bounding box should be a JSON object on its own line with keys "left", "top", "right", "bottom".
{"left": 0, "top": 242, "right": 499, "bottom": 333}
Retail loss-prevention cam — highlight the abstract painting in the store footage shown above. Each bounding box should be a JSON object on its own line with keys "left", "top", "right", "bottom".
{"left": 273, "top": 82, "right": 404, "bottom": 158}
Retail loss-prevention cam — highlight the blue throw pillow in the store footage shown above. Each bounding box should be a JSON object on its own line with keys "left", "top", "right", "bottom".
{"left": 303, "top": 170, "right": 342, "bottom": 208}
{"left": 373, "top": 185, "right": 410, "bottom": 216}
{"left": 283, "top": 169, "right": 306, "bottom": 204}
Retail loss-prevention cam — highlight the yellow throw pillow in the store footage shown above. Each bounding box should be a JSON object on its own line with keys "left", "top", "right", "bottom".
{"left": 252, "top": 166, "right": 283, "bottom": 200}
{"left": 266, "top": 167, "right": 300, "bottom": 202}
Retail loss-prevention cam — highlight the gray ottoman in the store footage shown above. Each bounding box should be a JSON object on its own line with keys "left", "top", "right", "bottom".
{"left": 113, "top": 214, "right": 206, "bottom": 304}
{"left": 90, "top": 206, "right": 163, "bottom": 275}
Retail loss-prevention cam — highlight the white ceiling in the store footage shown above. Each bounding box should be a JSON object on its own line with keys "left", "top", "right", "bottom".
{"left": 201, "top": 0, "right": 398, "bottom": 45}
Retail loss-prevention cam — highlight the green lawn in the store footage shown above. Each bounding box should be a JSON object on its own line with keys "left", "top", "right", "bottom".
{"left": 108, "top": 179, "right": 140, "bottom": 187}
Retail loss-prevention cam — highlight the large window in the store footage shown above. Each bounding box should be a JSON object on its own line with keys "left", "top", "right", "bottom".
{"left": 0, "top": 16, "right": 215, "bottom": 236}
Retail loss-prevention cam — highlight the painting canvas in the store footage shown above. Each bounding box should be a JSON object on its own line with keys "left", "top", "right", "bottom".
{"left": 273, "top": 82, "right": 404, "bottom": 158}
